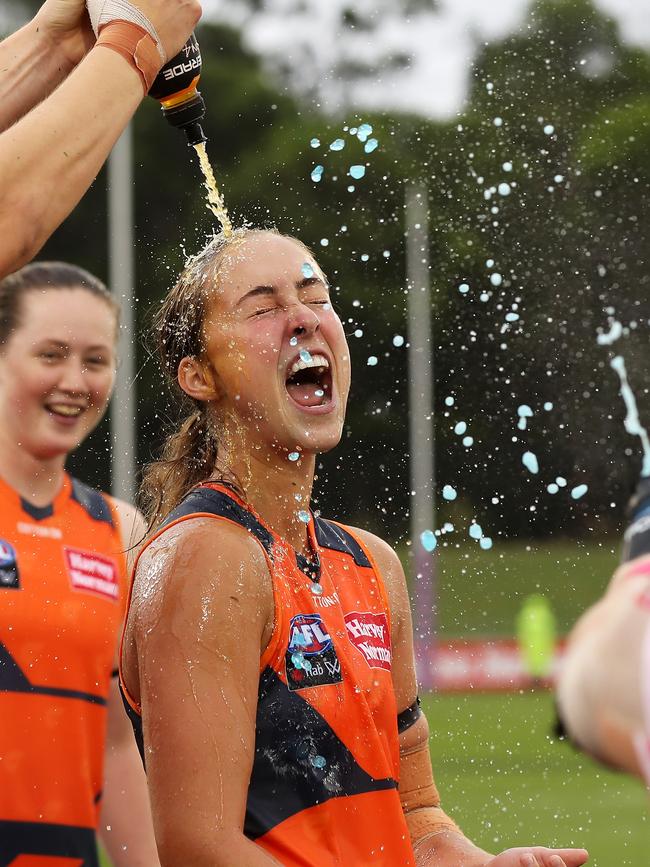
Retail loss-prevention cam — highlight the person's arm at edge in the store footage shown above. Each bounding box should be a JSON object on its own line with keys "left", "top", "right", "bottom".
{"left": 353, "top": 529, "right": 590, "bottom": 867}
{"left": 133, "top": 518, "right": 282, "bottom": 866}
{"left": 0, "top": 1, "right": 94, "bottom": 133}
{"left": 100, "top": 498, "right": 159, "bottom": 866}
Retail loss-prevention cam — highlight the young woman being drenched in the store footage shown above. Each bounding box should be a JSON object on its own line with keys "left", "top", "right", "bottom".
{"left": 0, "top": 263, "right": 158, "bottom": 865}
{"left": 121, "top": 228, "right": 589, "bottom": 867}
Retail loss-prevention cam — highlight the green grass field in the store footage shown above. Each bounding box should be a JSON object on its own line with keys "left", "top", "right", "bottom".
{"left": 423, "top": 691, "right": 648, "bottom": 866}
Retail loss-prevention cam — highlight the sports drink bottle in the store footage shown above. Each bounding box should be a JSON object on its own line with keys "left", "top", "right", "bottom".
{"left": 149, "top": 33, "right": 207, "bottom": 145}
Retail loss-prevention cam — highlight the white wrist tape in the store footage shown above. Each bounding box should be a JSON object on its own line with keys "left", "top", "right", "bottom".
{"left": 86, "top": 0, "right": 165, "bottom": 61}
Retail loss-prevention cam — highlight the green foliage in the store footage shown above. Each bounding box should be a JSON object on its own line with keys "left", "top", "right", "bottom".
{"left": 29, "top": 2, "right": 650, "bottom": 541}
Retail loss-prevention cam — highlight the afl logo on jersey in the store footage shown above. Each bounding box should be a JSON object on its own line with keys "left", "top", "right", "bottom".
{"left": 0, "top": 539, "right": 20, "bottom": 589}
{"left": 286, "top": 613, "right": 342, "bottom": 691}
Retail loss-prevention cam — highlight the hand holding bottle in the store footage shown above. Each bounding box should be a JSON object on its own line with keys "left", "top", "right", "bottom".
{"left": 86, "top": 0, "right": 201, "bottom": 63}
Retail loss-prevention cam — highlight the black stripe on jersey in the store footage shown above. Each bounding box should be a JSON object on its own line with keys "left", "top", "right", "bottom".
{"left": 19, "top": 498, "right": 54, "bottom": 521}
{"left": 245, "top": 666, "right": 397, "bottom": 840}
{"left": 397, "top": 697, "right": 421, "bottom": 733}
{"left": 0, "top": 819, "right": 99, "bottom": 866}
{"left": 313, "top": 518, "right": 372, "bottom": 567}
{"left": 70, "top": 478, "right": 114, "bottom": 527}
{"left": 0, "top": 642, "right": 106, "bottom": 706}
{"left": 162, "top": 486, "right": 275, "bottom": 559}
{"left": 119, "top": 681, "right": 146, "bottom": 768}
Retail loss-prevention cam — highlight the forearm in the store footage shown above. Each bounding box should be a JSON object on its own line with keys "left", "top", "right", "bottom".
{"left": 412, "top": 828, "right": 491, "bottom": 867}
{"left": 0, "top": 45, "right": 142, "bottom": 277}
{"left": 0, "top": 19, "right": 78, "bottom": 132}
{"left": 101, "top": 738, "right": 159, "bottom": 866}
{"left": 158, "top": 835, "right": 282, "bottom": 867}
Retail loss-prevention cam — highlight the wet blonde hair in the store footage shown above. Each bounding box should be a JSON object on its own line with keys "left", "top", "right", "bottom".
{"left": 140, "top": 226, "right": 316, "bottom": 530}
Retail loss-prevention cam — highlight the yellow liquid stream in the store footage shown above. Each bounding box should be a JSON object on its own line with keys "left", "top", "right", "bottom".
{"left": 193, "top": 141, "right": 233, "bottom": 237}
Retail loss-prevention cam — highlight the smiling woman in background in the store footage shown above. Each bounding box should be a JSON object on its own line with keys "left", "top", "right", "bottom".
{"left": 0, "top": 262, "right": 158, "bottom": 866}
{"left": 120, "top": 227, "right": 589, "bottom": 867}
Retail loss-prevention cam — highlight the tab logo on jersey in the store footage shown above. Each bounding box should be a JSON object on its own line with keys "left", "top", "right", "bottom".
{"left": 285, "top": 613, "right": 343, "bottom": 691}
{"left": 64, "top": 547, "right": 119, "bottom": 601}
{"left": 345, "top": 611, "right": 392, "bottom": 671}
{"left": 0, "top": 539, "right": 19, "bottom": 589}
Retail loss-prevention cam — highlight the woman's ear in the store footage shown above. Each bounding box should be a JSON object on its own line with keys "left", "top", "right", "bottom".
{"left": 178, "top": 357, "right": 222, "bottom": 403}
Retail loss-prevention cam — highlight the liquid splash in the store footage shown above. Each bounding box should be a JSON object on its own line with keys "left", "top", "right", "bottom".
{"left": 193, "top": 142, "right": 232, "bottom": 236}
{"left": 610, "top": 355, "right": 650, "bottom": 477}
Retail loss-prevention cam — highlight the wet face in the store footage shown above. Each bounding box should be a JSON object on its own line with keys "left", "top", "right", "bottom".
{"left": 0, "top": 288, "right": 117, "bottom": 461}
{"left": 197, "top": 233, "right": 351, "bottom": 456}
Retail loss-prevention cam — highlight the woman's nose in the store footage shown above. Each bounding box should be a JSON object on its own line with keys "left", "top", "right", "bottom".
{"left": 59, "top": 361, "right": 88, "bottom": 394}
{"left": 288, "top": 302, "right": 320, "bottom": 337}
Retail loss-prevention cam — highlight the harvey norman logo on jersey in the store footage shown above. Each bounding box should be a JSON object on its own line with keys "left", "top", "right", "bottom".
{"left": 344, "top": 612, "right": 392, "bottom": 670}
{"left": 64, "top": 547, "right": 119, "bottom": 601}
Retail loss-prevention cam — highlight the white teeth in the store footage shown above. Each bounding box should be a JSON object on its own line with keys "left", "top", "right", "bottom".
{"left": 288, "top": 354, "right": 330, "bottom": 377}
{"left": 48, "top": 404, "right": 83, "bottom": 417}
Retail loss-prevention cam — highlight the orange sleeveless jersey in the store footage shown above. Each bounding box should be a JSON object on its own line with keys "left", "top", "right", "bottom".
{"left": 120, "top": 483, "right": 416, "bottom": 866}
{"left": 0, "top": 474, "right": 128, "bottom": 867}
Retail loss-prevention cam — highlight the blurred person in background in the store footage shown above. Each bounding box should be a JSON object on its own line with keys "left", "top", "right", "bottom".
{"left": 0, "top": 262, "right": 158, "bottom": 865}
{"left": 556, "top": 477, "right": 650, "bottom": 790}
{"left": 120, "top": 227, "right": 589, "bottom": 867}
{"left": 0, "top": 0, "right": 201, "bottom": 279}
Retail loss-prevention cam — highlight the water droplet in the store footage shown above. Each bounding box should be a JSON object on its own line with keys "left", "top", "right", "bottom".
{"left": 291, "top": 651, "right": 305, "bottom": 669}
{"left": 354, "top": 329, "right": 363, "bottom": 338}
{"left": 480, "top": 537, "right": 493, "bottom": 550}
{"left": 547, "top": 483, "right": 559, "bottom": 494}
{"left": 361, "top": 253, "right": 369, "bottom": 262}
{"left": 420, "top": 530, "right": 437, "bottom": 552}
{"left": 493, "top": 117, "right": 503, "bottom": 127}
{"left": 463, "top": 436, "right": 474, "bottom": 447}
{"left": 498, "top": 182, "right": 511, "bottom": 196}
{"left": 522, "top": 451, "right": 539, "bottom": 474}
{"left": 459, "top": 283, "right": 470, "bottom": 294}
{"left": 310, "top": 138, "right": 320, "bottom": 148}
{"left": 364, "top": 138, "right": 378, "bottom": 153}
{"left": 315, "top": 389, "right": 324, "bottom": 398}
{"left": 289, "top": 336, "right": 298, "bottom": 346}
{"left": 571, "top": 484, "right": 588, "bottom": 500}
{"left": 518, "top": 405, "right": 533, "bottom": 418}
{"left": 505, "top": 312, "right": 519, "bottom": 322}
{"left": 556, "top": 476, "right": 567, "bottom": 487}
{"left": 469, "top": 523, "right": 483, "bottom": 540}
{"left": 444, "top": 396, "right": 454, "bottom": 407}
{"left": 486, "top": 259, "right": 495, "bottom": 268}
{"left": 301, "top": 262, "right": 315, "bottom": 278}
{"left": 480, "top": 292, "right": 490, "bottom": 302}
{"left": 288, "top": 452, "right": 300, "bottom": 462}
{"left": 311, "top": 754, "right": 327, "bottom": 769}
{"left": 311, "top": 582, "right": 323, "bottom": 596}
{"left": 349, "top": 165, "right": 366, "bottom": 180}
{"left": 300, "top": 349, "right": 312, "bottom": 363}
{"left": 442, "top": 485, "right": 457, "bottom": 501}
{"left": 554, "top": 174, "right": 564, "bottom": 183}
{"left": 330, "top": 138, "right": 345, "bottom": 151}
{"left": 367, "top": 356, "right": 378, "bottom": 366}
{"left": 310, "top": 165, "right": 324, "bottom": 182}
{"left": 490, "top": 273, "right": 503, "bottom": 287}
{"left": 357, "top": 123, "right": 373, "bottom": 141}
{"left": 392, "top": 335, "right": 404, "bottom": 347}
{"left": 544, "top": 401, "right": 553, "bottom": 411}
{"left": 544, "top": 124, "right": 555, "bottom": 135}
{"left": 443, "top": 522, "right": 454, "bottom": 533}
{"left": 502, "top": 161, "right": 513, "bottom": 172}
{"left": 320, "top": 238, "right": 329, "bottom": 247}
{"left": 454, "top": 421, "right": 467, "bottom": 436}
{"left": 298, "top": 510, "right": 310, "bottom": 523}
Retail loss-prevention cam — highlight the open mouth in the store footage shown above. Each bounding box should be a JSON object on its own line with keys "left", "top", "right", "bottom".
{"left": 285, "top": 352, "right": 333, "bottom": 408}
{"left": 45, "top": 403, "right": 85, "bottom": 419}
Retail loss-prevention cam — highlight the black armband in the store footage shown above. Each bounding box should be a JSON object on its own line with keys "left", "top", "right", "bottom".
{"left": 397, "top": 696, "right": 422, "bottom": 733}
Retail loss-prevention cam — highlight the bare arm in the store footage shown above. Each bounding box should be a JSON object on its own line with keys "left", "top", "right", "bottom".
{"left": 355, "top": 529, "right": 589, "bottom": 867}
{"left": 0, "top": 0, "right": 201, "bottom": 279}
{"left": 129, "top": 519, "right": 281, "bottom": 866}
{"left": 101, "top": 676, "right": 160, "bottom": 866}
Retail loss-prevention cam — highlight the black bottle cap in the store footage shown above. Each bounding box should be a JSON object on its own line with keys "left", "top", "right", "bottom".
{"left": 161, "top": 92, "right": 207, "bottom": 146}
